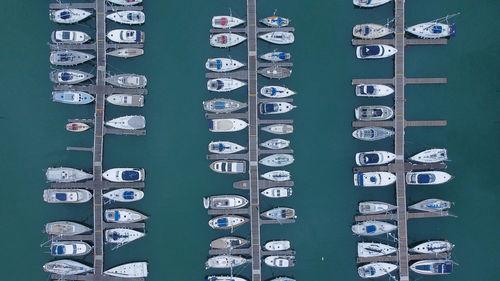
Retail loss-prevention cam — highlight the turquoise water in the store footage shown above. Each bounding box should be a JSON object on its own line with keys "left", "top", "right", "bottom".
{"left": 0, "top": 0, "right": 498, "bottom": 280}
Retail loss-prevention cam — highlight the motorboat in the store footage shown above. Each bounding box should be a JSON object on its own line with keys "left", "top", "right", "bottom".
{"left": 354, "top": 172, "right": 396, "bottom": 187}
{"left": 264, "top": 256, "right": 295, "bottom": 267}
{"left": 209, "top": 215, "right": 248, "bottom": 229}
{"left": 260, "top": 51, "right": 291, "bottom": 62}
{"left": 355, "top": 105, "right": 394, "bottom": 121}
{"left": 352, "top": 127, "right": 394, "bottom": 141}
{"left": 261, "top": 187, "right": 293, "bottom": 198}
{"left": 107, "top": 48, "right": 144, "bottom": 58}
{"left": 356, "top": 44, "right": 397, "bottom": 59}
{"left": 203, "top": 195, "right": 249, "bottom": 209}
{"left": 207, "top": 78, "right": 246, "bottom": 92}
{"left": 103, "top": 168, "right": 145, "bottom": 182}
{"left": 262, "top": 124, "right": 293, "bottom": 135}
{"left": 208, "top": 141, "right": 246, "bottom": 154}
{"left": 359, "top": 201, "right": 397, "bottom": 215}
{"left": 50, "top": 70, "right": 93, "bottom": 84}
{"left": 203, "top": 98, "right": 247, "bottom": 113}
{"left": 108, "top": 0, "right": 143, "bottom": 5}
{"left": 353, "top": 0, "right": 392, "bottom": 8}
{"left": 43, "top": 189, "right": 92, "bottom": 204}
{"left": 355, "top": 151, "right": 396, "bottom": 166}
{"left": 50, "top": 50, "right": 94, "bottom": 66}
{"left": 106, "top": 73, "right": 147, "bottom": 88}
{"left": 107, "top": 29, "right": 145, "bottom": 43}
{"left": 51, "top": 30, "right": 90, "bottom": 44}
{"left": 43, "top": 259, "right": 92, "bottom": 275}
{"left": 205, "top": 58, "right": 245, "bottom": 72}
{"left": 50, "top": 9, "right": 91, "bottom": 24}
{"left": 103, "top": 188, "right": 144, "bottom": 202}
{"left": 358, "top": 242, "right": 397, "bottom": 257}
{"left": 106, "top": 115, "right": 146, "bottom": 130}
{"left": 407, "top": 22, "right": 456, "bottom": 39}
{"left": 105, "top": 228, "right": 145, "bottom": 244}
{"left": 259, "top": 32, "right": 295, "bottom": 44}
{"left": 406, "top": 171, "right": 452, "bottom": 185}
{"left": 260, "top": 86, "right": 296, "bottom": 98}
{"left": 107, "top": 11, "right": 145, "bottom": 24}
{"left": 409, "top": 148, "right": 448, "bottom": 163}
{"left": 104, "top": 262, "right": 148, "bottom": 278}
{"left": 259, "top": 154, "right": 294, "bottom": 167}
{"left": 358, "top": 262, "right": 398, "bottom": 278}
{"left": 50, "top": 241, "right": 92, "bottom": 256}
{"left": 410, "top": 260, "right": 453, "bottom": 275}
{"left": 210, "top": 33, "right": 246, "bottom": 48}
{"left": 208, "top": 119, "right": 248, "bottom": 132}
{"left": 353, "top": 24, "right": 393, "bottom": 39}
{"left": 212, "top": 16, "right": 245, "bottom": 29}
{"left": 52, "top": 91, "right": 94, "bottom": 105}
{"left": 205, "top": 255, "right": 246, "bottom": 269}
{"left": 106, "top": 94, "right": 144, "bottom": 107}
{"left": 261, "top": 207, "right": 296, "bottom": 220}
{"left": 46, "top": 167, "right": 93, "bottom": 183}
{"left": 45, "top": 221, "right": 91, "bottom": 236}
{"left": 410, "top": 241, "right": 454, "bottom": 254}
{"left": 104, "top": 209, "right": 148, "bottom": 223}
{"left": 210, "top": 237, "right": 248, "bottom": 249}
{"left": 258, "top": 66, "right": 292, "bottom": 79}
{"left": 409, "top": 199, "right": 451, "bottom": 212}
{"left": 259, "top": 102, "right": 296, "bottom": 114}
{"left": 65, "top": 122, "right": 90, "bottom": 132}
{"left": 206, "top": 276, "right": 247, "bottom": 281}
{"left": 260, "top": 138, "right": 290, "bottom": 150}
{"left": 352, "top": 221, "right": 397, "bottom": 236}
{"left": 264, "top": 240, "right": 291, "bottom": 251}
{"left": 210, "top": 160, "right": 246, "bottom": 174}
{"left": 260, "top": 16, "right": 290, "bottom": 27}
{"left": 261, "top": 170, "right": 290, "bottom": 181}
{"left": 355, "top": 84, "right": 394, "bottom": 97}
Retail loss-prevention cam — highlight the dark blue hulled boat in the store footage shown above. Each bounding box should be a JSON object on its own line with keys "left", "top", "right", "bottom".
{"left": 410, "top": 260, "right": 453, "bottom": 275}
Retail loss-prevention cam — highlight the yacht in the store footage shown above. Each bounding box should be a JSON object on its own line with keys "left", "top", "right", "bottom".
{"left": 354, "top": 172, "right": 396, "bottom": 187}
{"left": 406, "top": 171, "right": 452, "bottom": 185}
{"left": 210, "top": 237, "right": 248, "bottom": 249}
{"left": 108, "top": 0, "right": 143, "bottom": 5}
{"left": 103, "top": 168, "right": 145, "bottom": 182}
{"left": 50, "top": 50, "right": 94, "bottom": 66}
{"left": 46, "top": 167, "right": 93, "bottom": 182}
{"left": 206, "top": 58, "right": 245, "bottom": 72}
{"left": 209, "top": 119, "right": 248, "bottom": 132}
{"left": 105, "top": 209, "right": 148, "bottom": 223}
{"left": 410, "top": 241, "right": 454, "bottom": 254}
{"left": 353, "top": 0, "right": 392, "bottom": 8}
{"left": 356, "top": 84, "right": 394, "bottom": 97}
{"left": 260, "top": 138, "right": 290, "bottom": 149}
{"left": 104, "top": 262, "right": 148, "bottom": 278}
{"left": 352, "top": 221, "right": 397, "bottom": 236}
{"left": 52, "top": 91, "right": 94, "bottom": 105}
{"left": 260, "top": 86, "right": 296, "bottom": 98}
{"left": 260, "top": 16, "right": 290, "bottom": 27}
{"left": 203, "top": 98, "right": 247, "bottom": 113}
{"left": 50, "top": 9, "right": 92, "bottom": 24}
{"left": 355, "top": 105, "right": 394, "bottom": 121}
{"left": 269, "top": 278, "right": 296, "bottom": 281}
{"left": 356, "top": 44, "right": 397, "bottom": 59}
{"left": 260, "top": 51, "right": 291, "bottom": 62}
{"left": 106, "top": 115, "right": 146, "bottom": 130}
{"left": 410, "top": 260, "right": 453, "bottom": 275}
{"left": 261, "top": 187, "right": 293, "bottom": 198}
{"left": 205, "top": 255, "right": 246, "bottom": 269}
{"left": 259, "top": 102, "right": 296, "bottom": 114}
{"left": 107, "top": 29, "right": 145, "bottom": 43}
{"left": 262, "top": 124, "right": 294, "bottom": 135}
{"left": 358, "top": 242, "right": 397, "bottom": 257}
{"left": 43, "top": 189, "right": 92, "bottom": 204}
{"left": 358, "top": 263, "right": 398, "bottom": 278}
{"left": 106, "top": 73, "right": 147, "bottom": 88}
{"left": 259, "top": 154, "right": 294, "bottom": 167}
{"left": 259, "top": 32, "right": 295, "bottom": 44}
{"left": 45, "top": 221, "right": 91, "bottom": 236}
{"left": 206, "top": 277, "right": 247, "bottom": 281}
{"left": 105, "top": 228, "right": 145, "bottom": 244}
{"left": 107, "top": 11, "right": 145, "bottom": 24}
{"left": 409, "top": 199, "right": 451, "bottom": 212}
{"left": 210, "top": 160, "right": 246, "bottom": 174}
{"left": 50, "top": 241, "right": 92, "bottom": 257}
{"left": 353, "top": 24, "right": 393, "bottom": 39}
{"left": 261, "top": 170, "right": 291, "bottom": 182}
{"left": 106, "top": 94, "right": 144, "bottom": 107}
{"left": 359, "top": 201, "right": 397, "bottom": 215}
{"left": 258, "top": 66, "right": 292, "bottom": 79}
{"left": 43, "top": 259, "right": 92, "bottom": 275}
{"left": 203, "top": 195, "right": 249, "bottom": 209}
{"left": 207, "top": 78, "right": 246, "bottom": 92}
{"left": 50, "top": 69, "right": 93, "bottom": 84}
{"left": 409, "top": 149, "right": 447, "bottom": 163}
{"left": 107, "top": 48, "right": 144, "bottom": 58}
{"left": 264, "top": 240, "right": 291, "bottom": 251}
{"left": 261, "top": 207, "right": 296, "bottom": 220}
{"left": 355, "top": 151, "right": 396, "bottom": 166}
{"left": 210, "top": 33, "right": 247, "bottom": 48}
{"left": 209, "top": 215, "right": 248, "bottom": 229}
{"left": 103, "top": 188, "right": 144, "bottom": 202}
{"left": 212, "top": 16, "right": 245, "bottom": 29}
{"left": 66, "top": 122, "right": 90, "bottom": 132}
{"left": 264, "top": 256, "right": 295, "bottom": 267}
{"left": 208, "top": 141, "right": 246, "bottom": 154}
{"left": 51, "top": 30, "right": 90, "bottom": 44}
{"left": 407, "top": 22, "right": 456, "bottom": 39}
{"left": 352, "top": 127, "right": 394, "bottom": 141}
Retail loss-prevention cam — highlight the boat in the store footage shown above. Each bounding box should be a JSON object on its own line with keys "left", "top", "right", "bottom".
{"left": 258, "top": 66, "right": 292, "bottom": 79}
{"left": 104, "top": 209, "right": 148, "bottom": 223}
{"left": 205, "top": 255, "right": 246, "bottom": 269}
{"left": 50, "top": 70, "right": 93, "bottom": 84}
{"left": 269, "top": 278, "right": 296, "bottom": 281}
{"left": 52, "top": 91, "right": 94, "bottom": 105}
{"left": 210, "top": 236, "right": 248, "bottom": 249}
{"left": 105, "top": 228, "right": 145, "bottom": 244}
{"left": 259, "top": 154, "right": 294, "bottom": 167}
{"left": 108, "top": 0, "right": 143, "bottom": 5}
{"left": 207, "top": 78, "right": 246, "bottom": 92}
{"left": 261, "top": 187, "right": 293, "bottom": 198}
{"left": 353, "top": 0, "right": 392, "bottom": 8}
{"left": 410, "top": 260, "right": 453, "bottom": 275}
{"left": 264, "top": 256, "right": 295, "bottom": 267}
{"left": 210, "top": 33, "right": 247, "bottom": 48}
{"left": 410, "top": 241, "right": 454, "bottom": 254}
{"left": 45, "top": 221, "right": 91, "bottom": 236}
{"left": 260, "top": 86, "right": 296, "bottom": 98}
{"left": 409, "top": 149, "right": 448, "bottom": 163}
{"left": 260, "top": 138, "right": 290, "bottom": 149}
{"left": 103, "top": 188, "right": 144, "bottom": 202}
{"left": 103, "top": 168, "right": 145, "bottom": 182}
{"left": 354, "top": 172, "right": 396, "bottom": 187}
{"left": 104, "top": 262, "right": 148, "bottom": 278}
{"left": 203, "top": 98, "right": 247, "bottom": 113}
{"left": 43, "top": 189, "right": 92, "bottom": 204}
{"left": 352, "top": 127, "right": 394, "bottom": 141}
{"left": 50, "top": 241, "right": 92, "bottom": 256}
{"left": 359, "top": 201, "right": 397, "bottom": 215}
{"left": 264, "top": 240, "right": 291, "bottom": 251}
{"left": 358, "top": 242, "right": 397, "bottom": 257}
{"left": 206, "top": 276, "right": 247, "bottom": 281}
{"left": 259, "top": 32, "right": 295, "bottom": 44}
{"left": 107, "top": 29, "right": 145, "bottom": 43}
{"left": 260, "top": 16, "right": 290, "bottom": 27}
{"left": 409, "top": 199, "right": 451, "bottom": 212}
{"left": 205, "top": 58, "right": 245, "bottom": 72}
{"left": 105, "top": 115, "right": 146, "bottom": 130}
{"left": 209, "top": 160, "right": 246, "bottom": 174}
{"left": 261, "top": 207, "right": 296, "bottom": 220}
{"left": 208, "top": 141, "right": 246, "bottom": 154}
{"left": 51, "top": 30, "right": 91, "bottom": 44}
{"left": 208, "top": 215, "right": 248, "bottom": 229}
{"left": 106, "top": 73, "right": 147, "bottom": 88}
{"left": 107, "top": 11, "right": 145, "bottom": 24}
{"left": 355, "top": 106, "right": 394, "bottom": 121}
{"left": 355, "top": 84, "right": 394, "bottom": 97}
{"left": 46, "top": 167, "right": 93, "bottom": 182}
{"left": 50, "top": 9, "right": 92, "bottom": 24}
{"left": 358, "top": 262, "right": 398, "bottom": 278}
{"left": 203, "top": 195, "right": 249, "bottom": 209}
{"left": 259, "top": 102, "right": 296, "bottom": 114}
{"left": 262, "top": 124, "right": 294, "bottom": 135}
{"left": 43, "top": 259, "right": 92, "bottom": 275}
{"left": 355, "top": 151, "right": 396, "bottom": 166}
{"left": 212, "top": 16, "right": 245, "bottom": 29}
{"left": 107, "top": 48, "right": 144, "bottom": 58}
{"left": 353, "top": 24, "right": 393, "bottom": 39}
{"left": 65, "top": 122, "right": 90, "bottom": 132}
{"left": 407, "top": 22, "right": 456, "bottom": 39}
{"left": 50, "top": 51, "right": 94, "bottom": 66}
{"left": 356, "top": 44, "right": 397, "bottom": 59}
{"left": 352, "top": 221, "right": 397, "bottom": 236}
{"left": 406, "top": 171, "right": 452, "bottom": 185}
{"left": 208, "top": 119, "right": 248, "bottom": 132}
{"left": 106, "top": 94, "right": 144, "bottom": 107}
{"left": 261, "top": 170, "right": 290, "bottom": 181}
{"left": 260, "top": 51, "right": 291, "bottom": 62}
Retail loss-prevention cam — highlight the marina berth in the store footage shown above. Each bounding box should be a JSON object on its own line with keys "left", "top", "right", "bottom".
{"left": 258, "top": 66, "right": 292, "bottom": 79}
{"left": 50, "top": 50, "right": 94, "bottom": 66}
{"left": 259, "top": 154, "right": 295, "bottom": 167}
{"left": 353, "top": 24, "right": 393, "bottom": 39}
{"left": 50, "top": 241, "right": 92, "bottom": 257}
{"left": 358, "top": 201, "right": 397, "bottom": 215}
{"left": 354, "top": 172, "right": 396, "bottom": 187}
{"left": 43, "top": 189, "right": 92, "bottom": 204}
{"left": 46, "top": 167, "right": 93, "bottom": 183}
{"left": 103, "top": 168, "right": 145, "bottom": 182}
{"left": 205, "top": 58, "right": 245, "bottom": 72}
{"left": 50, "top": 70, "right": 94, "bottom": 84}
{"left": 104, "top": 262, "right": 148, "bottom": 278}
{"left": 105, "top": 115, "right": 146, "bottom": 130}
{"left": 51, "top": 30, "right": 91, "bottom": 44}
{"left": 103, "top": 188, "right": 144, "bottom": 202}
{"left": 108, "top": 0, "right": 143, "bottom": 5}
{"left": 43, "top": 259, "right": 92, "bottom": 275}
{"left": 206, "top": 276, "right": 247, "bottom": 281}
{"left": 210, "top": 160, "right": 247, "bottom": 174}
{"left": 260, "top": 51, "right": 291, "bottom": 62}
{"left": 45, "top": 221, "right": 91, "bottom": 236}
{"left": 355, "top": 105, "right": 394, "bottom": 121}
{"left": 208, "top": 141, "right": 246, "bottom": 154}
{"left": 208, "top": 215, "right": 249, "bottom": 229}
{"left": 105, "top": 73, "right": 147, "bottom": 88}
{"left": 49, "top": 9, "right": 92, "bottom": 24}
{"left": 210, "top": 236, "right": 248, "bottom": 249}
{"left": 203, "top": 98, "right": 247, "bottom": 113}
{"left": 261, "top": 170, "right": 291, "bottom": 182}
{"left": 260, "top": 86, "right": 296, "bottom": 98}
{"left": 355, "top": 151, "right": 396, "bottom": 166}
{"left": 260, "top": 138, "right": 290, "bottom": 150}
{"left": 52, "top": 91, "right": 94, "bottom": 105}
{"left": 261, "top": 124, "right": 294, "bottom": 135}
{"left": 355, "top": 84, "right": 394, "bottom": 97}
{"left": 105, "top": 228, "right": 145, "bottom": 244}
{"left": 261, "top": 187, "right": 293, "bottom": 198}
{"left": 212, "top": 16, "right": 245, "bottom": 29}
{"left": 259, "top": 102, "right": 296, "bottom": 114}
{"left": 264, "top": 256, "right": 295, "bottom": 267}
{"left": 107, "top": 48, "right": 144, "bottom": 58}
{"left": 409, "top": 148, "right": 448, "bottom": 163}
{"left": 107, "top": 11, "right": 145, "bottom": 25}
{"left": 260, "top": 16, "right": 290, "bottom": 27}
{"left": 358, "top": 262, "right": 398, "bottom": 278}
{"left": 264, "top": 240, "right": 291, "bottom": 251}
{"left": 104, "top": 208, "right": 148, "bottom": 223}
{"left": 408, "top": 198, "right": 451, "bottom": 212}
{"left": 406, "top": 22, "right": 456, "bottom": 39}
{"left": 410, "top": 241, "right": 454, "bottom": 254}
{"left": 352, "top": 221, "right": 397, "bottom": 236}
{"left": 259, "top": 32, "right": 295, "bottom": 44}
{"left": 210, "top": 33, "right": 247, "bottom": 48}
{"left": 410, "top": 260, "right": 453, "bottom": 275}
{"left": 203, "top": 195, "right": 249, "bottom": 209}
{"left": 261, "top": 207, "right": 296, "bottom": 220}
{"left": 353, "top": 0, "right": 392, "bottom": 8}
{"left": 205, "top": 255, "right": 247, "bottom": 269}
{"left": 356, "top": 44, "right": 397, "bottom": 59}
{"left": 352, "top": 126, "right": 394, "bottom": 141}
{"left": 207, "top": 78, "right": 246, "bottom": 92}
{"left": 405, "top": 171, "right": 452, "bottom": 185}
{"left": 107, "top": 29, "right": 145, "bottom": 43}
{"left": 208, "top": 119, "right": 248, "bottom": 132}
{"left": 106, "top": 94, "right": 144, "bottom": 107}
{"left": 358, "top": 242, "right": 397, "bottom": 257}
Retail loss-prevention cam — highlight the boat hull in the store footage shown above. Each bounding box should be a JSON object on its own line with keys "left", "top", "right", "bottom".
{"left": 353, "top": 24, "right": 393, "bottom": 39}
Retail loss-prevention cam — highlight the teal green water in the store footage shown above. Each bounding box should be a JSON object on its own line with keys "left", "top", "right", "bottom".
{"left": 0, "top": 0, "right": 498, "bottom": 280}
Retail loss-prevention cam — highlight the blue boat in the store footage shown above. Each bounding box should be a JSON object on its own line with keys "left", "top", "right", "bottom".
{"left": 52, "top": 91, "right": 94, "bottom": 105}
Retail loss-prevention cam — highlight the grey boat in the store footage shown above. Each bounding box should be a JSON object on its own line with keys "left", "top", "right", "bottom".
{"left": 210, "top": 236, "right": 248, "bottom": 249}
{"left": 258, "top": 66, "right": 292, "bottom": 79}
{"left": 50, "top": 69, "right": 94, "bottom": 84}
{"left": 261, "top": 207, "right": 296, "bottom": 220}
{"left": 46, "top": 167, "right": 93, "bottom": 183}
{"left": 409, "top": 199, "right": 451, "bottom": 212}
{"left": 105, "top": 74, "right": 147, "bottom": 88}
{"left": 107, "top": 48, "right": 144, "bottom": 58}
{"left": 43, "top": 259, "right": 92, "bottom": 275}
{"left": 50, "top": 50, "right": 94, "bottom": 66}
{"left": 45, "top": 221, "right": 91, "bottom": 236}
{"left": 352, "top": 127, "right": 394, "bottom": 141}
{"left": 355, "top": 105, "right": 394, "bottom": 121}
{"left": 203, "top": 98, "right": 247, "bottom": 113}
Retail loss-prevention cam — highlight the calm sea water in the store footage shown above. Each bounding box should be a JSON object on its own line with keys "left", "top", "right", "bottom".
{"left": 0, "top": 0, "right": 498, "bottom": 280}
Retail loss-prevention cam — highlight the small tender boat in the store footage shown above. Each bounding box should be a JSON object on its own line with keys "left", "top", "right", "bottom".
{"left": 203, "top": 98, "right": 247, "bottom": 113}
{"left": 106, "top": 94, "right": 144, "bottom": 107}
{"left": 108, "top": 0, "right": 143, "bottom": 5}
{"left": 262, "top": 207, "right": 296, "bottom": 220}
{"left": 209, "top": 215, "right": 248, "bottom": 229}
{"left": 355, "top": 105, "right": 394, "bottom": 121}
{"left": 50, "top": 51, "right": 94, "bottom": 66}
{"left": 409, "top": 149, "right": 448, "bottom": 163}
{"left": 50, "top": 70, "right": 93, "bottom": 84}
{"left": 356, "top": 44, "right": 397, "bottom": 59}
{"left": 260, "top": 16, "right": 290, "bottom": 27}
{"left": 409, "top": 199, "right": 451, "bottom": 212}
{"left": 262, "top": 124, "right": 294, "bottom": 135}
{"left": 260, "top": 86, "right": 296, "bottom": 98}
{"left": 260, "top": 51, "right": 291, "bottom": 62}
{"left": 107, "top": 29, "right": 145, "bottom": 43}
{"left": 44, "top": 189, "right": 92, "bottom": 204}
{"left": 43, "top": 259, "right": 92, "bottom": 275}
{"left": 107, "top": 48, "right": 144, "bottom": 58}
{"left": 50, "top": 9, "right": 92, "bottom": 24}
{"left": 45, "top": 221, "right": 91, "bottom": 236}
{"left": 212, "top": 16, "right": 245, "bottom": 29}
{"left": 407, "top": 22, "right": 456, "bottom": 39}
{"left": 208, "top": 141, "right": 246, "bottom": 154}
{"left": 259, "top": 66, "right": 292, "bottom": 79}
{"left": 264, "top": 256, "right": 295, "bottom": 267}
{"left": 410, "top": 260, "right": 453, "bottom": 275}
{"left": 203, "top": 195, "right": 249, "bottom": 209}
{"left": 46, "top": 167, "right": 93, "bottom": 183}
{"left": 259, "top": 102, "right": 296, "bottom": 114}
{"left": 358, "top": 262, "right": 398, "bottom": 278}
{"left": 65, "top": 122, "right": 90, "bottom": 132}
{"left": 50, "top": 241, "right": 92, "bottom": 256}
{"left": 353, "top": 0, "right": 392, "bottom": 8}
{"left": 105, "top": 228, "right": 145, "bottom": 244}
{"left": 261, "top": 170, "right": 291, "bottom": 182}
{"left": 259, "top": 154, "right": 294, "bottom": 167}
{"left": 104, "top": 262, "right": 148, "bottom": 278}
{"left": 103, "top": 188, "right": 144, "bottom": 202}
{"left": 205, "top": 255, "right": 246, "bottom": 269}
{"left": 206, "top": 276, "right": 247, "bottom": 281}
{"left": 352, "top": 221, "right": 397, "bottom": 236}
{"left": 406, "top": 171, "right": 452, "bottom": 185}
{"left": 106, "top": 73, "right": 147, "bottom": 88}
{"left": 264, "top": 240, "right": 291, "bottom": 251}
{"left": 352, "top": 127, "right": 394, "bottom": 141}
{"left": 208, "top": 119, "right": 248, "bottom": 132}
{"left": 355, "top": 151, "right": 396, "bottom": 166}
{"left": 107, "top": 11, "right": 145, "bottom": 24}
{"left": 207, "top": 78, "right": 246, "bottom": 92}
{"left": 354, "top": 172, "right": 396, "bottom": 187}
{"left": 106, "top": 115, "right": 145, "bottom": 130}
{"left": 210, "top": 160, "right": 246, "bottom": 174}
{"left": 52, "top": 91, "right": 94, "bottom": 105}
{"left": 210, "top": 237, "right": 248, "bottom": 249}
{"left": 261, "top": 187, "right": 293, "bottom": 198}
{"left": 358, "top": 242, "right": 397, "bottom": 257}
{"left": 353, "top": 24, "right": 393, "bottom": 39}
{"left": 210, "top": 33, "right": 247, "bottom": 48}
{"left": 359, "top": 201, "right": 397, "bottom": 215}
{"left": 103, "top": 168, "right": 145, "bottom": 182}
{"left": 259, "top": 32, "right": 295, "bottom": 44}
{"left": 104, "top": 208, "right": 148, "bottom": 223}
{"left": 260, "top": 138, "right": 290, "bottom": 149}
{"left": 410, "top": 241, "right": 454, "bottom": 254}
{"left": 355, "top": 84, "right": 394, "bottom": 97}
{"left": 51, "top": 30, "right": 91, "bottom": 44}
{"left": 206, "top": 58, "right": 245, "bottom": 72}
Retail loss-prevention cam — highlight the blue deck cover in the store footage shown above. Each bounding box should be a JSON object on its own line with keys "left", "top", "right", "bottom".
{"left": 60, "top": 11, "right": 71, "bottom": 20}
{"left": 365, "top": 85, "right": 375, "bottom": 94}
{"left": 363, "top": 153, "right": 380, "bottom": 164}
{"left": 361, "top": 45, "right": 381, "bottom": 57}
{"left": 208, "top": 120, "right": 214, "bottom": 130}
{"left": 135, "top": 31, "right": 142, "bottom": 42}
{"left": 274, "top": 52, "right": 286, "bottom": 59}
{"left": 123, "top": 191, "right": 134, "bottom": 200}
{"left": 357, "top": 173, "right": 364, "bottom": 186}
{"left": 121, "top": 170, "right": 139, "bottom": 181}
{"left": 51, "top": 245, "right": 64, "bottom": 255}
{"left": 61, "top": 72, "right": 72, "bottom": 81}
{"left": 213, "top": 101, "right": 226, "bottom": 109}
{"left": 217, "top": 218, "right": 228, "bottom": 227}
{"left": 417, "top": 174, "right": 434, "bottom": 183}
{"left": 55, "top": 193, "right": 67, "bottom": 201}
{"left": 432, "top": 25, "right": 443, "bottom": 34}
{"left": 366, "top": 225, "right": 376, "bottom": 233}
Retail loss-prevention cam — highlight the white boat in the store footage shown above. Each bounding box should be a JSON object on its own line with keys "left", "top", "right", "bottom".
{"left": 209, "top": 119, "right": 248, "bottom": 132}
{"left": 107, "top": 29, "right": 145, "bottom": 43}
{"left": 261, "top": 170, "right": 290, "bottom": 182}
{"left": 208, "top": 141, "right": 246, "bottom": 154}
{"left": 104, "top": 208, "right": 148, "bottom": 223}
{"left": 356, "top": 44, "right": 397, "bottom": 59}
{"left": 355, "top": 151, "right": 396, "bottom": 166}
{"left": 106, "top": 94, "right": 144, "bottom": 107}
{"left": 106, "top": 228, "right": 145, "bottom": 244}
{"left": 52, "top": 91, "right": 94, "bottom": 105}
{"left": 359, "top": 201, "right": 397, "bottom": 215}
{"left": 353, "top": 24, "right": 393, "bottom": 39}
{"left": 45, "top": 221, "right": 90, "bottom": 236}
{"left": 43, "top": 189, "right": 92, "bottom": 204}
{"left": 269, "top": 278, "right": 296, "bottom": 281}
{"left": 212, "top": 16, "right": 245, "bottom": 29}
{"left": 260, "top": 138, "right": 290, "bottom": 150}
{"left": 50, "top": 9, "right": 92, "bottom": 24}
{"left": 407, "top": 22, "right": 456, "bottom": 39}
{"left": 262, "top": 207, "right": 296, "bottom": 220}
{"left": 355, "top": 105, "right": 394, "bottom": 121}
{"left": 260, "top": 51, "right": 291, "bottom": 62}
{"left": 206, "top": 58, "right": 245, "bottom": 72}
{"left": 354, "top": 172, "right": 396, "bottom": 187}
{"left": 103, "top": 168, "right": 145, "bottom": 182}
{"left": 210, "top": 33, "right": 247, "bottom": 48}
{"left": 103, "top": 188, "right": 144, "bottom": 202}
{"left": 107, "top": 48, "right": 144, "bottom": 58}
{"left": 352, "top": 221, "right": 397, "bottom": 236}
{"left": 353, "top": 0, "right": 392, "bottom": 8}
{"left": 264, "top": 256, "right": 295, "bottom": 267}
{"left": 50, "top": 241, "right": 92, "bottom": 256}
{"left": 409, "top": 149, "right": 448, "bottom": 163}
{"left": 406, "top": 171, "right": 452, "bottom": 185}
{"left": 205, "top": 255, "right": 246, "bottom": 269}
{"left": 259, "top": 32, "right": 295, "bottom": 44}
{"left": 207, "top": 78, "right": 246, "bottom": 92}
{"left": 203, "top": 98, "right": 247, "bottom": 113}
{"left": 358, "top": 242, "right": 397, "bottom": 257}
{"left": 210, "top": 237, "right": 248, "bottom": 249}
{"left": 108, "top": 0, "right": 143, "bottom": 5}
{"left": 203, "top": 195, "right": 248, "bottom": 209}
{"left": 209, "top": 215, "right": 248, "bottom": 229}
{"left": 264, "top": 240, "right": 291, "bottom": 251}
{"left": 260, "top": 102, "right": 296, "bottom": 114}
{"left": 106, "top": 73, "right": 147, "bottom": 88}
{"left": 66, "top": 122, "right": 90, "bottom": 132}
{"left": 104, "top": 262, "right": 148, "bottom": 278}
{"left": 46, "top": 167, "right": 93, "bottom": 183}
{"left": 352, "top": 127, "right": 394, "bottom": 141}
{"left": 261, "top": 124, "right": 294, "bottom": 135}
{"left": 410, "top": 241, "right": 454, "bottom": 254}
{"left": 260, "top": 86, "right": 296, "bottom": 98}
{"left": 410, "top": 260, "right": 453, "bottom": 275}
{"left": 409, "top": 199, "right": 451, "bottom": 212}
{"left": 259, "top": 66, "right": 292, "bottom": 79}
{"left": 107, "top": 11, "right": 145, "bottom": 24}
{"left": 355, "top": 84, "right": 394, "bottom": 97}
{"left": 106, "top": 115, "right": 145, "bottom": 130}
{"left": 206, "top": 276, "right": 247, "bottom": 281}
{"left": 260, "top": 16, "right": 290, "bottom": 27}
{"left": 259, "top": 154, "right": 294, "bottom": 167}
{"left": 43, "top": 259, "right": 92, "bottom": 275}
{"left": 50, "top": 69, "right": 93, "bottom": 84}
{"left": 210, "top": 160, "right": 246, "bottom": 174}
{"left": 51, "top": 30, "right": 90, "bottom": 44}
{"left": 50, "top": 50, "right": 94, "bottom": 66}
{"left": 261, "top": 187, "right": 293, "bottom": 198}
{"left": 358, "top": 262, "right": 398, "bottom": 278}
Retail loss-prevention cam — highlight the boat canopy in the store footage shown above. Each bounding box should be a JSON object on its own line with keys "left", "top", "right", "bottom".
{"left": 60, "top": 11, "right": 71, "bottom": 20}
{"left": 121, "top": 170, "right": 139, "bottom": 181}
{"left": 262, "top": 103, "right": 278, "bottom": 113}
{"left": 213, "top": 101, "right": 227, "bottom": 109}
{"left": 123, "top": 191, "right": 135, "bottom": 200}
{"left": 432, "top": 25, "right": 443, "bottom": 34}
{"left": 416, "top": 173, "right": 435, "bottom": 183}
{"left": 361, "top": 45, "right": 381, "bottom": 57}
{"left": 363, "top": 153, "right": 380, "bottom": 164}
{"left": 217, "top": 218, "right": 228, "bottom": 227}
{"left": 52, "top": 245, "right": 65, "bottom": 255}
{"left": 366, "top": 225, "right": 376, "bottom": 233}
{"left": 209, "top": 59, "right": 222, "bottom": 70}
{"left": 273, "top": 52, "right": 286, "bottom": 59}
{"left": 365, "top": 85, "right": 375, "bottom": 93}
{"left": 62, "top": 32, "right": 71, "bottom": 39}
{"left": 55, "top": 193, "right": 67, "bottom": 201}
{"left": 208, "top": 120, "right": 214, "bottom": 130}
